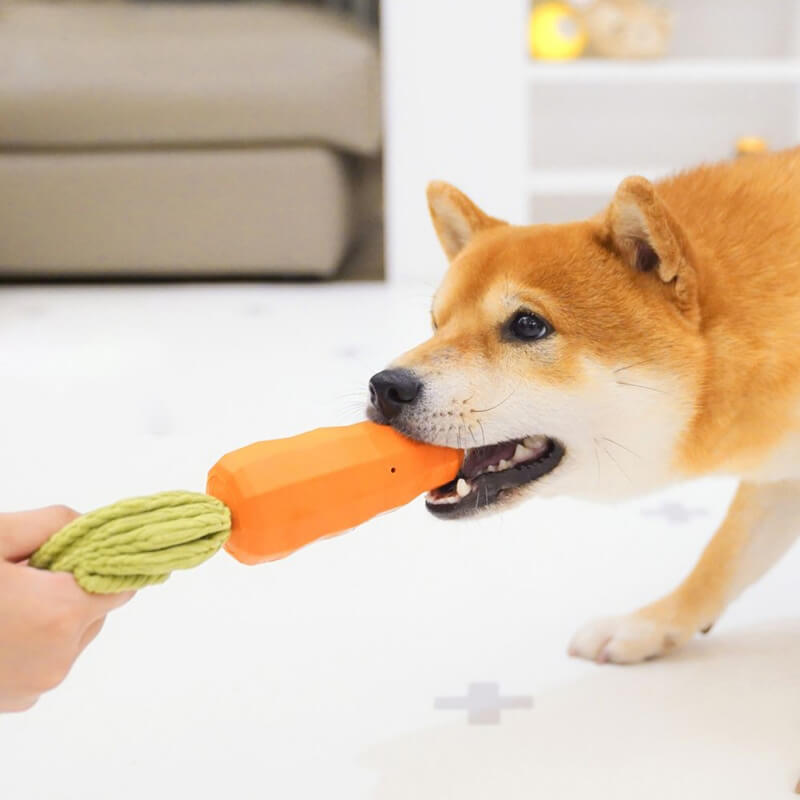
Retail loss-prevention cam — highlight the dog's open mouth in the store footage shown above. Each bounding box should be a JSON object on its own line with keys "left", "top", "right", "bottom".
{"left": 426, "top": 435, "right": 565, "bottom": 516}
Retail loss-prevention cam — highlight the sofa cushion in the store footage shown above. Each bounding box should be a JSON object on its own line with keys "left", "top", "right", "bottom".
{"left": 0, "top": 2, "right": 380, "bottom": 154}
{"left": 0, "top": 145, "right": 353, "bottom": 275}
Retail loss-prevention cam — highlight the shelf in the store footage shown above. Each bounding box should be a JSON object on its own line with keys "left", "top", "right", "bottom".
{"left": 526, "top": 58, "right": 800, "bottom": 84}
{"left": 526, "top": 167, "right": 674, "bottom": 195}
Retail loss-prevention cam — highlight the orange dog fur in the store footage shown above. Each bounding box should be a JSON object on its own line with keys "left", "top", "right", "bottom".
{"left": 372, "top": 148, "right": 800, "bottom": 664}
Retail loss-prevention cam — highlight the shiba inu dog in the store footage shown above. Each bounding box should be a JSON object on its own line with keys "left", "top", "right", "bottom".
{"left": 368, "top": 148, "right": 800, "bottom": 665}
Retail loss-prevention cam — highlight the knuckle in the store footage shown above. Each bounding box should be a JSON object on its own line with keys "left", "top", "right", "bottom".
{"left": 47, "top": 504, "right": 80, "bottom": 528}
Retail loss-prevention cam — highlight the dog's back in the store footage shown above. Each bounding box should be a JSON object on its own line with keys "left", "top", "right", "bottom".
{"left": 657, "top": 148, "right": 800, "bottom": 316}
{"left": 651, "top": 150, "right": 800, "bottom": 478}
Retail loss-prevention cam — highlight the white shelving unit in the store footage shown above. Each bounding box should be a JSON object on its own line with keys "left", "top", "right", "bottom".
{"left": 525, "top": 166, "right": 672, "bottom": 195}
{"left": 525, "top": 1, "right": 800, "bottom": 224}
{"left": 526, "top": 58, "right": 800, "bottom": 83}
{"left": 382, "top": 0, "right": 800, "bottom": 281}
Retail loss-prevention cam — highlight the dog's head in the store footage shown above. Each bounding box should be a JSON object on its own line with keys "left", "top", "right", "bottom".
{"left": 369, "top": 179, "right": 705, "bottom": 517}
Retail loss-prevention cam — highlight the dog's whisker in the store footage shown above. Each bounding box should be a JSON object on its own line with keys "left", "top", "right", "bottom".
{"left": 335, "top": 398, "right": 371, "bottom": 413}
{"left": 470, "top": 388, "right": 517, "bottom": 414}
{"left": 334, "top": 400, "right": 365, "bottom": 410}
{"left": 593, "top": 439, "right": 602, "bottom": 486}
{"left": 477, "top": 420, "right": 487, "bottom": 447}
{"left": 600, "top": 436, "right": 642, "bottom": 459}
{"left": 613, "top": 359, "right": 655, "bottom": 375}
{"left": 335, "top": 394, "right": 369, "bottom": 405}
{"left": 615, "top": 380, "right": 669, "bottom": 395}
{"left": 331, "top": 401, "right": 371, "bottom": 423}
{"left": 337, "top": 397, "right": 369, "bottom": 408}
{"left": 596, "top": 438, "right": 633, "bottom": 485}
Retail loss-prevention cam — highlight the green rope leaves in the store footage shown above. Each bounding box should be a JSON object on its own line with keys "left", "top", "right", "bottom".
{"left": 29, "top": 491, "right": 231, "bottom": 594}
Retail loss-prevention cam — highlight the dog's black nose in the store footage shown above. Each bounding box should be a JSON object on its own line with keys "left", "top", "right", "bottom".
{"left": 369, "top": 369, "right": 422, "bottom": 420}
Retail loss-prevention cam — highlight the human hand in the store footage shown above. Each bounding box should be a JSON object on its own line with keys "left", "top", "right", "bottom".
{"left": 0, "top": 506, "right": 134, "bottom": 712}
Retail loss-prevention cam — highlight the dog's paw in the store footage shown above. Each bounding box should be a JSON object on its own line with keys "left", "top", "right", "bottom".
{"left": 567, "top": 613, "right": 695, "bottom": 665}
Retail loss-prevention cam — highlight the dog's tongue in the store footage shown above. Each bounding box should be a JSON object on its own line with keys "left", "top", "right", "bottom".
{"left": 461, "top": 441, "right": 518, "bottom": 480}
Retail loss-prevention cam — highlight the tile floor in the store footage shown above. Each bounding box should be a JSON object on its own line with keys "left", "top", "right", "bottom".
{"left": 0, "top": 283, "right": 798, "bottom": 799}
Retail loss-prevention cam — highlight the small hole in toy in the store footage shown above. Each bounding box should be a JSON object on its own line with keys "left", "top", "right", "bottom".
{"left": 391, "top": 467, "right": 396, "bottom": 473}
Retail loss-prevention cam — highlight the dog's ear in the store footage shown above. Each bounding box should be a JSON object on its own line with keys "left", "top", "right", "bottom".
{"left": 427, "top": 181, "right": 505, "bottom": 261}
{"left": 604, "top": 176, "right": 699, "bottom": 323}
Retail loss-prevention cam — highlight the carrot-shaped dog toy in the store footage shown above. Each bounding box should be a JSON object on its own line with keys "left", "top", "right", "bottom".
{"left": 209, "top": 421, "right": 462, "bottom": 565}
{"left": 28, "top": 422, "right": 462, "bottom": 592}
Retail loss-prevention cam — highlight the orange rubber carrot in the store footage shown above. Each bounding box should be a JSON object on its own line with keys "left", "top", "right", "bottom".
{"left": 206, "top": 421, "right": 462, "bottom": 564}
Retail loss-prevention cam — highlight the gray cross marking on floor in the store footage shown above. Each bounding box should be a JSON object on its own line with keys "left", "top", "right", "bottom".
{"left": 642, "top": 501, "right": 708, "bottom": 525}
{"left": 434, "top": 682, "right": 533, "bottom": 725}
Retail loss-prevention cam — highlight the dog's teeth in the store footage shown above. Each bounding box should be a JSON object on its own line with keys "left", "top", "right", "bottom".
{"left": 486, "top": 465, "right": 497, "bottom": 472}
{"left": 456, "top": 478, "right": 471, "bottom": 498}
{"left": 427, "top": 492, "right": 459, "bottom": 505}
{"left": 513, "top": 443, "right": 534, "bottom": 463}
{"left": 524, "top": 435, "right": 547, "bottom": 451}
{"left": 497, "top": 459, "right": 512, "bottom": 471}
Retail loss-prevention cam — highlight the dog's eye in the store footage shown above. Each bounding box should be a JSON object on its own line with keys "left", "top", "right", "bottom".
{"left": 509, "top": 311, "right": 552, "bottom": 341}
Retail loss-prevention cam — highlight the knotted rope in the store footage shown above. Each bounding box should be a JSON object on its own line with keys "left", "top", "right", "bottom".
{"left": 29, "top": 491, "right": 231, "bottom": 593}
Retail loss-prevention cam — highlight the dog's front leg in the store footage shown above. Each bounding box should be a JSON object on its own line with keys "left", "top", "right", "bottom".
{"left": 568, "top": 480, "right": 800, "bottom": 665}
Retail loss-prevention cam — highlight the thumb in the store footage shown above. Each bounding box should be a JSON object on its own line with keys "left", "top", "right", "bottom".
{"left": 0, "top": 505, "right": 80, "bottom": 562}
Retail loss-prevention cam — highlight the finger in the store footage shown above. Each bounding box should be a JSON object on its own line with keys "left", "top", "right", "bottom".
{"left": 18, "top": 564, "right": 93, "bottom": 606}
{"left": 0, "top": 506, "right": 80, "bottom": 561}
{"left": 0, "top": 694, "right": 39, "bottom": 714}
{"left": 28, "top": 570, "right": 135, "bottom": 623}
{"left": 78, "top": 617, "right": 105, "bottom": 652}
{"left": 81, "top": 590, "right": 135, "bottom": 622}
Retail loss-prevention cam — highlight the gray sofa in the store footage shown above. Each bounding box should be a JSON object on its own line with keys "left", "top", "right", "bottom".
{"left": 0, "top": 1, "right": 381, "bottom": 276}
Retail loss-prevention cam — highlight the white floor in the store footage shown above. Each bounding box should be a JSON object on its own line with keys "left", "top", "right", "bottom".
{"left": 0, "top": 283, "right": 798, "bottom": 799}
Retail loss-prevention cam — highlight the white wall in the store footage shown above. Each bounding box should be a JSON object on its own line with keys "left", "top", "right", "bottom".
{"left": 381, "top": 0, "right": 530, "bottom": 283}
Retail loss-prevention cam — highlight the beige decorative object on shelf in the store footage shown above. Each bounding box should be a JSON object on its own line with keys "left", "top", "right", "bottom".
{"left": 581, "top": 0, "right": 672, "bottom": 59}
